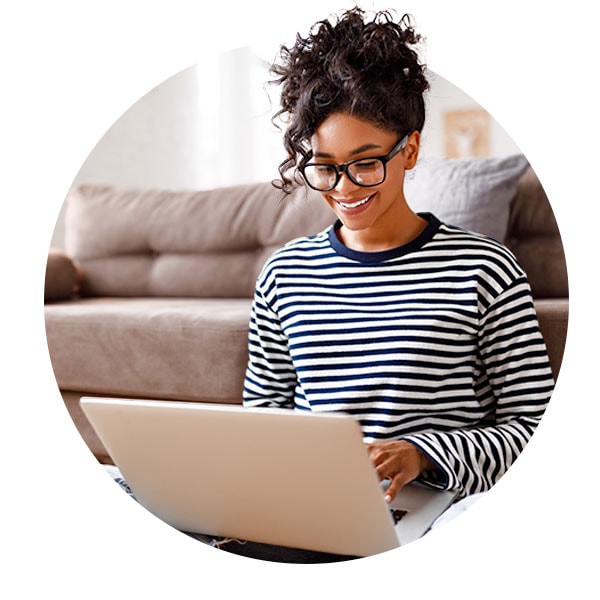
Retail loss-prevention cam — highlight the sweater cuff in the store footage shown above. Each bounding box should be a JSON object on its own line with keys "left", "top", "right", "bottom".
{"left": 401, "top": 434, "right": 456, "bottom": 492}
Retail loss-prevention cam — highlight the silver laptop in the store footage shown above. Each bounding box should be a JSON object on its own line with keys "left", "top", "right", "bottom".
{"left": 80, "top": 397, "right": 457, "bottom": 558}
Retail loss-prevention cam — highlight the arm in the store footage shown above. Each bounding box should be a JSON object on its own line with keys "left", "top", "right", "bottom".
{"left": 44, "top": 248, "right": 80, "bottom": 302}
{"left": 243, "top": 284, "right": 297, "bottom": 409}
{"left": 385, "top": 278, "right": 554, "bottom": 499}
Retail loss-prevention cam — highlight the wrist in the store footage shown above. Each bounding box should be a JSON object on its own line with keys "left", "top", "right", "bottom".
{"left": 415, "top": 446, "right": 437, "bottom": 474}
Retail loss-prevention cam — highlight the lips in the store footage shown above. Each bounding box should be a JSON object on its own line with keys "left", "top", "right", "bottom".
{"left": 334, "top": 193, "right": 375, "bottom": 210}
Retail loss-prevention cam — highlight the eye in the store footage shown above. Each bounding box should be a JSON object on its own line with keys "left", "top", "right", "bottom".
{"left": 353, "top": 159, "right": 380, "bottom": 171}
{"left": 314, "top": 164, "right": 337, "bottom": 174}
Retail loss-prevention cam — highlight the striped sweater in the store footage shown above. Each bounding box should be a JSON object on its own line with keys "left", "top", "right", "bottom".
{"left": 243, "top": 213, "right": 554, "bottom": 497}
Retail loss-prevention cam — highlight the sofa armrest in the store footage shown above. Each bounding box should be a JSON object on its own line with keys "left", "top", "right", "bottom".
{"left": 534, "top": 298, "right": 569, "bottom": 382}
{"left": 45, "top": 248, "right": 80, "bottom": 302}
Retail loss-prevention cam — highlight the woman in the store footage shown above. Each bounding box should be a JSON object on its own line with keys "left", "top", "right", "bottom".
{"left": 243, "top": 7, "right": 554, "bottom": 506}
{"left": 111, "top": 7, "right": 553, "bottom": 563}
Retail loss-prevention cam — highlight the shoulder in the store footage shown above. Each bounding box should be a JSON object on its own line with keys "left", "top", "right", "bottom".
{"left": 433, "top": 222, "right": 536, "bottom": 319}
{"left": 273, "top": 227, "right": 331, "bottom": 258}
{"left": 426, "top": 221, "right": 530, "bottom": 304}
{"left": 432, "top": 221, "right": 523, "bottom": 273}
{"left": 257, "top": 227, "right": 333, "bottom": 283}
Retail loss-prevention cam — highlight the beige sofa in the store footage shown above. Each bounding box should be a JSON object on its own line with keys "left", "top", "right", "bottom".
{"left": 45, "top": 160, "right": 569, "bottom": 464}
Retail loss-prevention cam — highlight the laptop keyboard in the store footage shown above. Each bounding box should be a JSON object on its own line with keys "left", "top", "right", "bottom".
{"left": 390, "top": 508, "right": 408, "bottom": 525}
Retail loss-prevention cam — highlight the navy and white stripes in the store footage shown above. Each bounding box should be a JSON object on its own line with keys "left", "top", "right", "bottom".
{"left": 243, "top": 214, "right": 554, "bottom": 497}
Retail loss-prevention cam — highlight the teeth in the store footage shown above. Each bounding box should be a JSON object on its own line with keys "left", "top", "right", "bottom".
{"left": 339, "top": 195, "right": 373, "bottom": 209}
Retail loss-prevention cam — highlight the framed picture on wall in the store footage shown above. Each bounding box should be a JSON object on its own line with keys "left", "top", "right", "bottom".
{"left": 444, "top": 108, "right": 490, "bottom": 158}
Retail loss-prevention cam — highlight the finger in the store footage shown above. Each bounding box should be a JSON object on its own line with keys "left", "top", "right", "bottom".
{"left": 366, "top": 443, "right": 383, "bottom": 459}
{"left": 383, "top": 472, "right": 411, "bottom": 504}
{"left": 367, "top": 446, "right": 387, "bottom": 472}
{"left": 374, "top": 463, "right": 390, "bottom": 481}
{"left": 372, "top": 453, "right": 395, "bottom": 481}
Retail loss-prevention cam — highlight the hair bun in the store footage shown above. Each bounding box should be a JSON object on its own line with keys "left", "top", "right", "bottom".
{"left": 271, "top": 7, "right": 429, "bottom": 194}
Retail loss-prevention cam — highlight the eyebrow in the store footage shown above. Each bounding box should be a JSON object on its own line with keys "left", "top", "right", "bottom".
{"left": 313, "top": 143, "right": 383, "bottom": 159}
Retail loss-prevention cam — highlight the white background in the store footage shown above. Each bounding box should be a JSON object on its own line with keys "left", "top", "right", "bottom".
{"left": 1, "top": 1, "right": 598, "bottom": 598}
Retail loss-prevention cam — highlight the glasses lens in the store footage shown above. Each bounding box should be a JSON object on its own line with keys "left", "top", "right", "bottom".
{"left": 302, "top": 157, "right": 386, "bottom": 190}
{"left": 347, "top": 159, "right": 385, "bottom": 186}
{"left": 303, "top": 164, "right": 337, "bottom": 191}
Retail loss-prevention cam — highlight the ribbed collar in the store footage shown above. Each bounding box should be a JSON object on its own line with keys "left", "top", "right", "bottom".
{"left": 328, "top": 212, "right": 441, "bottom": 263}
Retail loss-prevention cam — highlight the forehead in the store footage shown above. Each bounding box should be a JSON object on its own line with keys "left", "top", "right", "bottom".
{"left": 310, "top": 112, "right": 396, "bottom": 159}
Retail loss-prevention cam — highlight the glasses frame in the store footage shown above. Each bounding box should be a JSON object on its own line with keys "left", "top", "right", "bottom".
{"left": 300, "top": 134, "right": 409, "bottom": 192}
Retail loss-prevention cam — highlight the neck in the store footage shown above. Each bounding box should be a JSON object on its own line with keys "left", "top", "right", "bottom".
{"left": 338, "top": 210, "right": 428, "bottom": 253}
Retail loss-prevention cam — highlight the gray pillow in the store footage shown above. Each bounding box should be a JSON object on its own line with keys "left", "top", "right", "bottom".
{"left": 404, "top": 154, "right": 529, "bottom": 242}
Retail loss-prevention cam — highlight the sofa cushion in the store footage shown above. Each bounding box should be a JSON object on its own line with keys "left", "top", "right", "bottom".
{"left": 404, "top": 154, "right": 530, "bottom": 242}
{"left": 45, "top": 297, "right": 253, "bottom": 403}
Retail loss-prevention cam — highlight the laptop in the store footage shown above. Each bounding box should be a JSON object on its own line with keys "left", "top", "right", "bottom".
{"left": 80, "top": 397, "right": 457, "bottom": 558}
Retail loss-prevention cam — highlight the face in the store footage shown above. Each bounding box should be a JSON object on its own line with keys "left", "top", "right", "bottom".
{"left": 308, "top": 112, "right": 420, "bottom": 241}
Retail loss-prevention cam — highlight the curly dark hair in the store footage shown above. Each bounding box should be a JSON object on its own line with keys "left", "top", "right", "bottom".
{"left": 270, "top": 7, "right": 429, "bottom": 193}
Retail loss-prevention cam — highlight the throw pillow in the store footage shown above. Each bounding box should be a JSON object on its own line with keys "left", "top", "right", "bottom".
{"left": 404, "top": 154, "right": 530, "bottom": 242}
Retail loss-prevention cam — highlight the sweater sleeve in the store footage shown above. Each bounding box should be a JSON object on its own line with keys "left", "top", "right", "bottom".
{"left": 243, "top": 283, "right": 297, "bottom": 409}
{"left": 401, "top": 278, "right": 554, "bottom": 498}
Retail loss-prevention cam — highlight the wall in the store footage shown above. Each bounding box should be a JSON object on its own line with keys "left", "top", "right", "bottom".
{"left": 423, "top": 70, "right": 520, "bottom": 159}
{"left": 50, "top": 46, "right": 521, "bottom": 248}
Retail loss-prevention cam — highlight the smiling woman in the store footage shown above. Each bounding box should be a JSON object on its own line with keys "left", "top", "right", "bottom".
{"left": 242, "top": 6, "right": 555, "bottom": 523}
{"left": 306, "top": 113, "right": 425, "bottom": 252}
{"left": 62, "top": 4, "right": 564, "bottom": 561}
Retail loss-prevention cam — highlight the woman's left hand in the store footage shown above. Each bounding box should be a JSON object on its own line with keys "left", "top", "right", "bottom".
{"left": 367, "top": 440, "right": 437, "bottom": 503}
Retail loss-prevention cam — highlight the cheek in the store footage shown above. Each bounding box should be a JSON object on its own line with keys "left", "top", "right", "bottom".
{"left": 385, "top": 168, "right": 407, "bottom": 195}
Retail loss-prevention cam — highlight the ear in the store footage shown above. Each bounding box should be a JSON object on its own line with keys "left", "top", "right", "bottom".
{"left": 403, "top": 131, "right": 421, "bottom": 170}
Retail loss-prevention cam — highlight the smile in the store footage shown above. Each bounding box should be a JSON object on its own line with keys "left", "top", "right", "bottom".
{"left": 336, "top": 194, "right": 375, "bottom": 209}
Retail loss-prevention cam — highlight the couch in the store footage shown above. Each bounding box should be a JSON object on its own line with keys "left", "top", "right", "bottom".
{"left": 44, "top": 157, "right": 569, "bottom": 464}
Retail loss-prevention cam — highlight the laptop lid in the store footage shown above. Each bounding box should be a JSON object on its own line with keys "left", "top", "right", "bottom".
{"left": 80, "top": 397, "right": 456, "bottom": 557}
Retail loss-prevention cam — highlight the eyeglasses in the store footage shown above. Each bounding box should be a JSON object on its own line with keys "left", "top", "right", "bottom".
{"left": 300, "top": 134, "right": 409, "bottom": 192}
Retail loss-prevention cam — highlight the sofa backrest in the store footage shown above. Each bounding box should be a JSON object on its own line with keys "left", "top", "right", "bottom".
{"left": 65, "top": 182, "right": 334, "bottom": 298}
{"left": 505, "top": 167, "right": 568, "bottom": 298}
{"left": 65, "top": 165, "right": 567, "bottom": 299}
